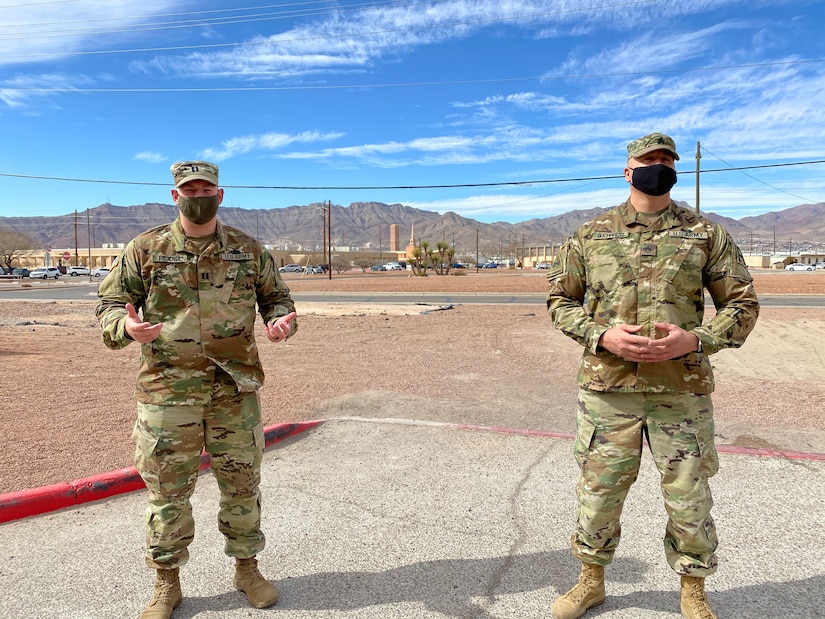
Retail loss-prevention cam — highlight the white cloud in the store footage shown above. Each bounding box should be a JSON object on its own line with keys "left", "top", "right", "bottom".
{"left": 134, "top": 151, "right": 165, "bottom": 163}
{"left": 201, "top": 130, "right": 344, "bottom": 161}
{"left": 128, "top": 0, "right": 778, "bottom": 81}
{"left": 405, "top": 175, "right": 825, "bottom": 222}
{"left": 0, "top": 72, "right": 96, "bottom": 108}
{"left": 0, "top": 1, "right": 180, "bottom": 66}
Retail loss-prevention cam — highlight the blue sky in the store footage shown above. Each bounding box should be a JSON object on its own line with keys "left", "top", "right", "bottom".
{"left": 1, "top": 0, "right": 824, "bottom": 225}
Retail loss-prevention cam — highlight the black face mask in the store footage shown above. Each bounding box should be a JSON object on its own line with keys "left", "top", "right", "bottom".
{"left": 177, "top": 195, "right": 220, "bottom": 225}
{"left": 629, "top": 164, "right": 677, "bottom": 196}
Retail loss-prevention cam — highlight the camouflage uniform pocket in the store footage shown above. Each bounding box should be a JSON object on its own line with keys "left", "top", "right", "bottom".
{"left": 586, "top": 240, "right": 635, "bottom": 301}
{"left": 694, "top": 420, "right": 719, "bottom": 478}
{"left": 573, "top": 415, "right": 597, "bottom": 470}
{"left": 661, "top": 241, "right": 706, "bottom": 297}
{"left": 131, "top": 420, "right": 162, "bottom": 485}
{"left": 221, "top": 264, "right": 256, "bottom": 307}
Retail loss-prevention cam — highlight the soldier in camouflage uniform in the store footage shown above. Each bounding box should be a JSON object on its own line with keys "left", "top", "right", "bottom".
{"left": 546, "top": 133, "right": 759, "bottom": 619}
{"left": 96, "top": 161, "right": 297, "bottom": 619}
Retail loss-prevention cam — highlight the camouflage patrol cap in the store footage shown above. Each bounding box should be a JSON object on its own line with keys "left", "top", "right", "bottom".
{"left": 170, "top": 160, "right": 219, "bottom": 187}
{"left": 627, "top": 132, "right": 680, "bottom": 161}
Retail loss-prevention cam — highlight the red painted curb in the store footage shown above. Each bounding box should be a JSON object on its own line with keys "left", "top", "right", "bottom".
{"left": 0, "top": 421, "right": 321, "bottom": 525}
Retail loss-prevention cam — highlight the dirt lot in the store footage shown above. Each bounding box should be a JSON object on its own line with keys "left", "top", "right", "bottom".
{"left": 1, "top": 270, "right": 823, "bottom": 494}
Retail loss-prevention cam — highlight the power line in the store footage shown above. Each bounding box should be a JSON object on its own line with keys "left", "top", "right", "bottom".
{"left": 0, "top": 0, "right": 79, "bottom": 8}
{"left": 0, "top": 0, "right": 349, "bottom": 29}
{"left": 1, "top": 158, "right": 823, "bottom": 191}
{"left": 0, "top": 0, "right": 661, "bottom": 58}
{"left": 701, "top": 146, "right": 820, "bottom": 204}
{"left": 0, "top": 0, "right": 436, "bottom": 41}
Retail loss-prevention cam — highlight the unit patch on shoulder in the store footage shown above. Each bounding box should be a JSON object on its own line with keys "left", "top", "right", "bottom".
{"left": 547, "top": 265, "right": 563, "bottom": 279}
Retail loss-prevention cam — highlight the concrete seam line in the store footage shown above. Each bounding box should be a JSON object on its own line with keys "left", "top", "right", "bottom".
{"left": 0, "top": 420, "right": 322, "bottom": 525}
{"left": 327, "top": 416, "right": 825, "bottom": 460}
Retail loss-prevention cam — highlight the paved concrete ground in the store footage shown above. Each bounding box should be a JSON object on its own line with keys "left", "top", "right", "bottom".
{"left": 1, "top": 417, "right": 823, "bottom": 619}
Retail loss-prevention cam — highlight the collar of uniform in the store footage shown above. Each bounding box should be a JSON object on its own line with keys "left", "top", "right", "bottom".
{"left": 619, "top": 199, "right": 681, "bottom": 229}
{"left": 170, "top": 218, "right": 228, "bottom": 253}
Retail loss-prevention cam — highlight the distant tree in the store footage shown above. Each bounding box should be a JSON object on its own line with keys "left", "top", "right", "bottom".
{"left": 426, "top": 241, "right": 455, "bottom": 275}
{"left": 333, "top": 258, "right": 352, "bottom": 274}
{"left": 0, "top": 228, "right": 34, "bottom": 272}
{"left": 354, "top": 258, "right": 372, "bottom": 272}
{"left": 410, "top": 241, "right": 430, "bottom": 276}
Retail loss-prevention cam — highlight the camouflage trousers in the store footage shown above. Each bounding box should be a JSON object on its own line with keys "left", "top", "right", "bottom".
{"left": 571, "top": 389, "right": 719, "bottom": 576}
{"left": 132, "top": 382, "right": 266, "bottom": 569}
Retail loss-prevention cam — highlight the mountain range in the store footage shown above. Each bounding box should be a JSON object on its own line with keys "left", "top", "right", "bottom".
{"left": 5, "top": 201, "right": 825, "bottom": 256}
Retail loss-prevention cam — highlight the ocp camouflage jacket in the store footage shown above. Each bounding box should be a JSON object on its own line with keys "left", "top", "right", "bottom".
{"left": 547, "top": 200, "right": 759, "bottom": 394}
{"left": 96, "top": 218, "right": 296, "bottom": 405}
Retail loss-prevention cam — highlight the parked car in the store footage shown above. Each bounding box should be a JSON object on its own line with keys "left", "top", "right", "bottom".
{"left": 278, "top": 264, "right": 303, "bottom": 273}
{"left": 384, "top": 262, "right": 405, "bottom": 271}
{"left": 12, "top": 268, "right": 30, "bottom": 277}
{"left": 29, "top": 267, "right": 61, "bottom": 279}
{"left": 370, "top": 264, "right": 386, "bottom": 271}
{"left": 67, "top": 266, "right": 91, "bottom": 276}
{"left": 481, "top": 262, "right": 498, "bottom": 269}
{"left": 814, "top": 262, "right": 825, "bottom": 270}
{"left": 535, "top": 262, "right": 551, "bottom": 269}
{"left": 91, "top": 267, "right": 110, "bottom": 278}
{"left": 304, "top": 265, "right": 325, "bottom": 274}
{"left": 450, "top": 263, "right": 466, "bottom": 269}
{"left": 785, "top": 263, "right": 814, "bottom": 271}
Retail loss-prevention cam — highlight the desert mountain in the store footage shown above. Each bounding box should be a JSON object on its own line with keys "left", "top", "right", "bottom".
{"left": 3, "top": 200, "right": 824, "bottom": 255}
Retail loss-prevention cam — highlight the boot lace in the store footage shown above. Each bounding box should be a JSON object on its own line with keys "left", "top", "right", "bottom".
{"left": 683, "top": 581, "right": 716, "bottom": 619}
{"left": 566, "top": 573, "right": 599, "bottom": 605}
{"left": 149, "top": 574, "right": 178, "bottom": 606}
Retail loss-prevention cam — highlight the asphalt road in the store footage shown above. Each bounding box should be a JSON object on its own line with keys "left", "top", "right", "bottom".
{"left": 0, "top": 280, "right": 823, "bottom": 307}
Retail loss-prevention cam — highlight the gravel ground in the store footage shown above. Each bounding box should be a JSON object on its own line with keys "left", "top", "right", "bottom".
{"left": 0, "top": 269, "right": 823, "bottom": 494}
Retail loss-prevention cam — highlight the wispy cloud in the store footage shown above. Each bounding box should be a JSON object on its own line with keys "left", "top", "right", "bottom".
{"left": 407, "top": 174, "right": 825, "bottom": 222}
{"left": 0, "top": 1, "right": 181, "bottom": 66}
{"left": 133, "top": 0, "right": 775, "bottom": 80}
{"left": 201, "top": 130, "right": 344, "bottom": 161}
{"left": 0, "top": 72, "right": 94, "bottom": 108}
{"left": 134, "top": 151, "right": 165, "bottom": 163}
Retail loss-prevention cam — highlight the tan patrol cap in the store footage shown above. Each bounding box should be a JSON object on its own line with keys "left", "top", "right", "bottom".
{"left": 627, "top": 132, "right": 680, "bottom": 161}
{"left": 170, "top": 160, "right": 219, "bottom": 187}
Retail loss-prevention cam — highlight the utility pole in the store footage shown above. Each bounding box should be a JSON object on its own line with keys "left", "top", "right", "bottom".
{"left": 74, "top": 209, "right": 79, "bottom": 265}
{"left": 321, "top": 204, "right": 326, "bottom": 274}
{"left": 86, "top": 209, "right": 92, "bottom": 270}
{"left": 695, "top": 141, "right": 701, "bottom": 214}
{"left": 327, "top": 200, "right": 332, "bottom": 280}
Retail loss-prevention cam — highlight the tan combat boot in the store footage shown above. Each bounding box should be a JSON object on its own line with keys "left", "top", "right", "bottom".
{"left": 551, "top": 562, "right": 606, "bottom": 619}
{"left": 233, "top": 557, "right": 279, "bottom": 608}
{"left": 140, "top": 568, "right": 182, "bottom": 619}
{"left": 680, "top": 576, "right": 718, "bottom": 619}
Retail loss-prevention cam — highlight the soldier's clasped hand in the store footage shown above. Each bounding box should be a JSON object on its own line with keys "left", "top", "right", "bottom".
{"left": 600, "top": 322, "right": 700, "bottom": 363}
